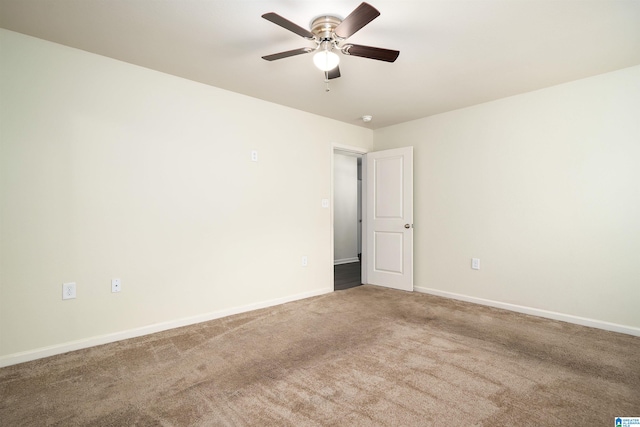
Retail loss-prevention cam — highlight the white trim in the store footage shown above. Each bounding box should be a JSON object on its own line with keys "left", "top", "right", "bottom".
{"left": 361, "top": 153, "right": 368, "bottom": 285}
{"left": 0, "top": 287, "right": 333, "bottom": 368}
{"left": 334, "top": 257, "right": 360, "bottom": 265}
{"left": 415, "top": 286, "right": 640, "bottom": 337}
{"left": 332, "top": 144, "right": 369, "bottom": 155}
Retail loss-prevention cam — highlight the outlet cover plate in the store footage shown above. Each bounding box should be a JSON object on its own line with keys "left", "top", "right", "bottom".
{"left": 112, "top": 278, "right": 121, "bottom": 293}
{"left": 471, "top": 258, "right": 480, "bottom": 270}
{"left": 62, "top": 282, "right": 76, "bottom": 300}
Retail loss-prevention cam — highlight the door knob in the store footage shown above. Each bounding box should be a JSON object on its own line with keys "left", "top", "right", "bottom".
{"left": 404, "top": 224, "right": 411, "bottom": 229}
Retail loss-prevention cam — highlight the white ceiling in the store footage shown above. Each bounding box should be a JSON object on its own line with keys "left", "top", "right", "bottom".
{"left": 1, "top": 0, "right": 639, "bottom": 129}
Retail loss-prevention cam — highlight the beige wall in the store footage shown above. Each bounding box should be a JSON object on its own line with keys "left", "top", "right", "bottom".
{"left": 374, "top": 65, "right": 640, "bottom": 330}
{"left": 2, "top": 28, "right": 638, "bottom": 366}
{"left": 0, "top": 30, "right": 373, "bottom": 364}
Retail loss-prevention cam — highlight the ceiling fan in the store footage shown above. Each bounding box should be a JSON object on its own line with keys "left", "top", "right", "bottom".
{"left": 261, "top": 2, "right": 399, "bottom": 84}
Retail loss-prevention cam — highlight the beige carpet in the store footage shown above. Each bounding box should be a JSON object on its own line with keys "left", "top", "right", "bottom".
{"left": 1, "top": 285, "right": 639, "bottom": 426}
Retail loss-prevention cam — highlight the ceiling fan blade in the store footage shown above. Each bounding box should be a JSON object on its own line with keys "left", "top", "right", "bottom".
{"left": 327, "top": 66, "right": 341, "bottom": 80}
{"left": 262, "top": 12, "right": 315, "bottom": 39}
{"left": 334, "top": 2, "right": 380, "bottom": 39}
{"left": 262, "top": 47, "right": 314, "bottom": 61}
{"left": 343, "top": 44, "right": 399, "bottom": 62}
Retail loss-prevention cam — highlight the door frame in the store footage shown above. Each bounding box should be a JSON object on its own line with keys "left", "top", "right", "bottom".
{"left": 331, "top": 143, "right": 369, "bottom": 287}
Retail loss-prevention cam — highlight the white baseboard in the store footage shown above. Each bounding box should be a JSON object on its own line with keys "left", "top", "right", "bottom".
{"left": 0, "top": 287, "right": 333, "bottom": 368}
{"left": 334, "top": 257, "right": 359, "bottom": 265}
{"left": 414, "top": 286, "right": 640, "bottom": 337}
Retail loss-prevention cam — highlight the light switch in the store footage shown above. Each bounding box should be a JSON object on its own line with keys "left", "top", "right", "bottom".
{"left": 321, "top": 199, "right": 329, "bottom": 208}
{"left": 471, "top": 258, "right": 480, "bottom": 270}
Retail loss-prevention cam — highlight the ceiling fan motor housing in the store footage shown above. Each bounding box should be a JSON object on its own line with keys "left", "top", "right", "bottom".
{"left": 310, "top": 15, "right": 342, "bottom": 42}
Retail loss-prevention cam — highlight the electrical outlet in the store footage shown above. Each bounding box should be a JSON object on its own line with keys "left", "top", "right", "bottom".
{"left": 471, "top": 258, "right": 480, "bottom": 270}
{"left": 251, "top": 150, "right": 258, "bottom": 162}
{"left": 302, "top": 256, "right": 308, "bottom": 267}
{"left": 62, "top": 282, "right": 76, "bottom": 300}
{"left": 111, "top": 278, "right": 121, "bottom": 293}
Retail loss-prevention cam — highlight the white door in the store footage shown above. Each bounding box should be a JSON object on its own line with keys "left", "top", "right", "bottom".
{"left": 364, "top": 147, "right": 413, "bottom": 291}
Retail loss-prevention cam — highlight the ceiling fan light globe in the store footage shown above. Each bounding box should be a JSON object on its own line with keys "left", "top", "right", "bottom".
{"left": 313, "top": 50, "right": 340, "bottom": 71}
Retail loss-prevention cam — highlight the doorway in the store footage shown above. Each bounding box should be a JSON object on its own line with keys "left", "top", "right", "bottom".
{"left": 333, "top": 149, "right": 363, "bottom": 291}
{"left": 332, "top": 145, "right": 414, "bottom": 292}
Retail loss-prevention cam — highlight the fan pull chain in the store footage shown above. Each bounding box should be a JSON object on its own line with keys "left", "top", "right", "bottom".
{"left": 324, "top": 71, "right": 330, "bottom": 92}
